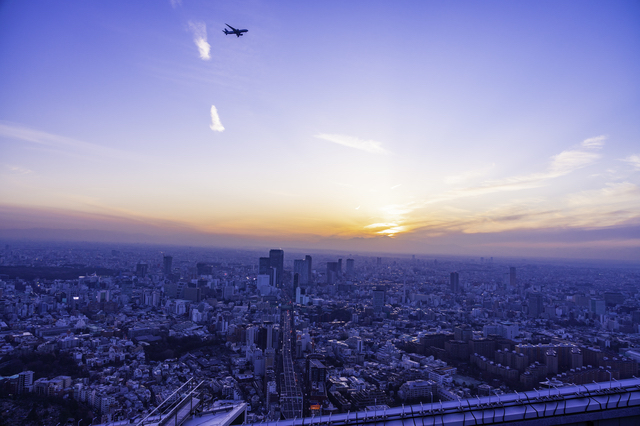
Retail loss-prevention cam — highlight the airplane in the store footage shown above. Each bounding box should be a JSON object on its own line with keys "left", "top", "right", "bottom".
{"left": 223, "top": 24, "right": 248, "bottom": 37}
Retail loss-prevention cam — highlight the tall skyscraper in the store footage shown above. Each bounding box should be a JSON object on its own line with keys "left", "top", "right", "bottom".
{"left": 259, "top": 257, "right": 271, "bottom": 275}
{"left": 136, "top": 262, "right": 148, "bottom": 278}
{"left": 450, "top": 272, "right": 460, "bottom": 293}
{"left": 259, "top": 256, "right": 273, "bottom": 285}
{"left": 373, "top": 286, "right": 386, "bottom": 312}
{"left": 326, "top": 261, "right": 339, "bottom": 284}
{"left": 509, "top": 267, "right": 517, "bottom": 287}
{"left": 346, "top": 258, "right": 354, "bottom": 276}
{"left": 265, "top": 322, "right": 274, "bottom": 350}
{"left": 163, "top": 255, "right": 173, "bottom": 275}
{"left": 269, "top": 249, "right": 284, "bottom": 287}
{"left": 294, "top": 255, "right": 313, "bottom": 285}
{"left": 293, "top": 259, "right": 307, "bottom": 285}
{"left": 293, "top": 273, "right": 299, "bottom": 296}
{"left": 528, "top": 292, "right": 544, "bottom": 318}
{"left": 305, "top": 255, "right": 312, "bottom": 283}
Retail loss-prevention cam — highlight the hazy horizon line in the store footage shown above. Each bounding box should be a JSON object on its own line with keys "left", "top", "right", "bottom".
{"left": 1, "top": 226, "right": 638, "bottom": 268}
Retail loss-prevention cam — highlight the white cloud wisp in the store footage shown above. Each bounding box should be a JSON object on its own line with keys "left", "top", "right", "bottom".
{"left": 449, "top": 135, "right": 607, "bottom": 198}
{"left": 209, "top": 105, "right": 224, "bottom": 132}
{"left": 315, "top": 133, "right": 388, "bottom": 154}
{"left": 188, "top": 21, "right": 211, "bottom": 60}
{"left": 0, "top": 122, "right": 137, "bottom": 160}
{"left": 622, "top": 154, "right": 640, "bottom": 170}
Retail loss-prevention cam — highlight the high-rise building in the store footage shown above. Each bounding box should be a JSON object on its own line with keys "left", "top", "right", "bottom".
{"left": 293, "top": 260, "right": 305, "bottom": 284}
{"left": 183, "top": 287, "right": 201, "bottom": 303}
{"left": 454, "top": 324, "right": 473, "bottom": 342}
{"left": 164, "top": 281, "right": 178, "bottom": 299}
{"left": 509, "top": 267, "right": 517, "bottom": 287}
{"left": 590, "top": 298, "right": 606, "bottom": 315}
{"left": 373, "top": 286, "right": 386, "bottom": 312}
{"left": 307, "top": 358, "right": 327, "bottom": 387}
{"left": 269, "top": 249, "right": 284, "bottom": 287}
{"left": 293, "top": 273, "right": 299, "bottom": 296}
{"left": 294, "top": 255, "right": 313, "bottom": 285}
{"left": 450, "top": 272, "right": 460, "bottom": 293}
{"left": 346, "top": 259, "right": 354, "bottom": 276}
{"left": 259, "top": 257, "right": 271, "bottom": 275}
{"left": 257, "top": 274, "right": 272, "bottom": 296}
{"left": 136, "top": 262, "right": 148, "bottom": 278}
{"left": 253, "top": 348, "right": 265, "bottom": 376}
{"left": 305, "top": 255, "right": 312, "bottom": 283}
{"left": 163, "top": 255, "right": 173, "bottom": 275}
{"left": 259, "top": 256, "right": 276, "bottom": 287}
{"left": 296, "top": 286, "right": 307, "bottom": 304}
{"left": 528, "top": 292, "right": 544, "bottom": 318}
{"left": 18, "top": 371, "right": 34, "bottom": 393}
{"left": 266, "top": 322, "right": 274, "bottom": 350}
{"left": 326, "top": 262, "right": 339, "bottom": 284}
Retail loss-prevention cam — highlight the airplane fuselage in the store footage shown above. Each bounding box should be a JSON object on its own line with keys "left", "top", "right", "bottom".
{"left": 223, "top": 24, "right": 248, "bottom": 37}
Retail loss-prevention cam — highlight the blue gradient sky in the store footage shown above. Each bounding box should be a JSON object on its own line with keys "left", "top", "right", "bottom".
{"left": 1, "top": 1, "right": 639, "bottom": 260}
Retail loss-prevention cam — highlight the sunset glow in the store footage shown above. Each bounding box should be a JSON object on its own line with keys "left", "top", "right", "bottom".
{"left": 0, "top": 1, "right": 639, "bottom": 260}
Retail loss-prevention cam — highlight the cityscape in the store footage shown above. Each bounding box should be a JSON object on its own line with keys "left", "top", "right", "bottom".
{"left": 1, "top": 0, "right": 639, "bottom": 425}
{"left": 0, "top": 242, "right": 639, "bottom": 425}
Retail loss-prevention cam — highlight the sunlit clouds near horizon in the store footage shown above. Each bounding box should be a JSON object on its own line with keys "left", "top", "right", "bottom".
{"left": 0, "top": 0, "right": 639, "bottom": 261}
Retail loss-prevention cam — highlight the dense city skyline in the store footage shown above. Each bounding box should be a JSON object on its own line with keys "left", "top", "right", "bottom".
{"left": 1, "top": 241, "right": 640, "bottom": 425}
{"left": 1, "top": 1, "right": 639, "bottom": 261}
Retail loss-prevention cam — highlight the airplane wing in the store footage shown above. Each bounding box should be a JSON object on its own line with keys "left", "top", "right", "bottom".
{"left": 226, "top": 24, "right": 238, "bottom": 31}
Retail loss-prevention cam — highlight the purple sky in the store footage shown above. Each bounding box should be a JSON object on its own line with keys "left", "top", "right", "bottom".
{"left": 0, "top": 1, "right": 639, "bottom": 261}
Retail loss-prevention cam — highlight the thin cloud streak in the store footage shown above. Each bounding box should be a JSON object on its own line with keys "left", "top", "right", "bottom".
{"left": 428, "top": 135, "right": 606, "bottom": 203}
{"left": 315, "top": 133, "right": 388, "bottom": 154}
{"left": 622, "top": 154, "right": 640, "bottom": 170}
{"left": 0, "top": 122, "right": 137, "bottom": 160}
{"left": 403, "top": 200, "right": 640, "bottom": 237}
{"left": 188, "top": 21, "right": 211, "bottom": 60}
{"left": 568, "top": 182, "right": 640, "bottom": 206}
{"left": 5, "top": 165, "right": 33, "bottom": 175}
{"left": 209, "top": 105, "right": 224, "bottom": 132}
{"left": 581, "top": 135, "right": 607, "bottom": 148}
{"left": 444, "top": 164, "right": 495, "bottom": 185}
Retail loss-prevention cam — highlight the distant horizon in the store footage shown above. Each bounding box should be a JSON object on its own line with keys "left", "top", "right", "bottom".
{"left": 2, "top": 225, "right": 638, "bottom": 267}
